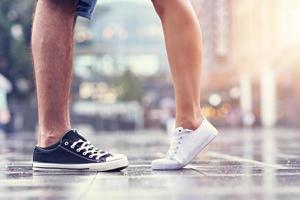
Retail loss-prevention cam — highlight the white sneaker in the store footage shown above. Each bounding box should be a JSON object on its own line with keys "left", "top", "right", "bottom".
{"left": 151, "top": 119, "right": 218, "bottom": 170}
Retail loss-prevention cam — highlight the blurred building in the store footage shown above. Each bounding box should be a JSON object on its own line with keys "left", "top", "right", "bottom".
{"left": 193, "top": 0, "right": 241, "bottom": 127}
{"left": 231, "top": 0, "right": 300, "bottom": 127}
{"left": 192, "top": 0, "right": 300, "bottom": 127}
{"left": 73, "top": 1, "right": 168, "bottom": 130}
{"left": 68, "top": 0, "right": 300, "bottom": 131}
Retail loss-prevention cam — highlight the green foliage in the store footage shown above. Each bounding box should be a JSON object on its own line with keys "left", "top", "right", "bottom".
{"left": 113, "top": 70, "right": 143, "bottom": 102}
{"left": 0, "top": 0, "right": 35, "bottom": 100}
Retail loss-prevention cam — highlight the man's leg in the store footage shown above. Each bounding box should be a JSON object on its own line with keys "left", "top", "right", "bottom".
{"left": 151, "top": 0, "right": 218, "bottom": 170}
{"left": 32, "top": 0, "right": 76, "bottom": 147}
{"left": 31, "top": 0, "right": 128, "bottom": 172}
{"left": 152, "top": 0, "right": 203, "bottom": 130}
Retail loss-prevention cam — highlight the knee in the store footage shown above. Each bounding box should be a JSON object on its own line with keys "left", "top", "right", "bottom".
{"left": 151, "top": 0, "right": 168, "bottom": 18}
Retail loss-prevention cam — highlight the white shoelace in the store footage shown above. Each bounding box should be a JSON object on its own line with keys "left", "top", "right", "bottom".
{"left": 71, "top": 139, "right": 109, "bottom": 160}
{"left": 167, "top": 128, "right": 191, "bottom": 158}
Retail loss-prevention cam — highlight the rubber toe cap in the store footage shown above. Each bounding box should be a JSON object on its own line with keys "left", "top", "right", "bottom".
{"left": 151, "top": 158, "right": 183, "bottom": 170}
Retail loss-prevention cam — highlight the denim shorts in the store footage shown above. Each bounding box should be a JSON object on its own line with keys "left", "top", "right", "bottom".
{"left": 76, "top": 0, "right": 98, "bottom": 19}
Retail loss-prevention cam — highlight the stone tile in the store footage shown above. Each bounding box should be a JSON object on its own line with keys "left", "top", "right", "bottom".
{"left": 0, "top": 162, "right": 97, "bottom": 200}
{"left": 1, "top": 128, "right": 300, "bottom": 200}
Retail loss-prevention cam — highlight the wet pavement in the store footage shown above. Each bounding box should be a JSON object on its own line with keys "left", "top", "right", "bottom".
{"left": 0, "top": 128, "right": 300, "bottom": 200}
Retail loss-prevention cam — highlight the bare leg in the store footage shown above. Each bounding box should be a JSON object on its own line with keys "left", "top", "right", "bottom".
{"left": 152, "top": 0, "right": 204, "bottom": 130}
{"left": 32, "top": 0, "right": 76, "bottom": 147}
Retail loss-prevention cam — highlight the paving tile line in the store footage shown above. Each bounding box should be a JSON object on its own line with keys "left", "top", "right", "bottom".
{"left": 208, "top": 151, "right": 290, "bottom": 169}
{"left": 185, "top": 167, "right": 208, "bottom": 176}
{"left": 277, "top": 153, "right": 300, "bottom": 159}
{"left": 123, "top": 164, "right": 207, "bottom": 176}
{"left": 76, "top": 173, "right": 97, "bottom": 200}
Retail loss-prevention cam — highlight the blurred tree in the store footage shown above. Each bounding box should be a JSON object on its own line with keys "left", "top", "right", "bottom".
{"left": 0, "top": 0, "right": 35, "bottom": 100}
{"left": 114, "top": 70, "right": 143, "bottom": 102}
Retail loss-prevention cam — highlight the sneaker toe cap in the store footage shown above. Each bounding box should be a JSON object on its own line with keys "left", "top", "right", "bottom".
{"left": 151, "top": 158, "right": 182, "bottom": 170}
{"left": 106, "top": 154, "right": 128, "bottom": 162}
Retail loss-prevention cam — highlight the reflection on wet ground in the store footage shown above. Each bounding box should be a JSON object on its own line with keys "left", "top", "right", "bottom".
{"left": 0, "top": 128, "right": 300, "bottom": 200}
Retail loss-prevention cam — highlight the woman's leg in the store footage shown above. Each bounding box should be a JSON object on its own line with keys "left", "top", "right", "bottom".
{"left": 152, "top": 0, "right": 203, "bottom": 130}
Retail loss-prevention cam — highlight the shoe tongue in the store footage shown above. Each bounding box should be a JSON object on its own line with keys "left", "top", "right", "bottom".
{"left": 61, "top": 130, "right": 87, "bottom": 143}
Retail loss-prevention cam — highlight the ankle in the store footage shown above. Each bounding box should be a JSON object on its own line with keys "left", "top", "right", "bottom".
{"left": 38, "top": 128, "right": 70, "bottom": 148}
{"left": 175, "top": 114, "right": 204, "bottom": 130}
{"left": 38, "top": 136, "right": 60, "bottom": 148}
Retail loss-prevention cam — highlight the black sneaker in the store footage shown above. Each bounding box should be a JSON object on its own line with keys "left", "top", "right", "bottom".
{"left": 32, "top": 130, "right": 128, "bottom": 171}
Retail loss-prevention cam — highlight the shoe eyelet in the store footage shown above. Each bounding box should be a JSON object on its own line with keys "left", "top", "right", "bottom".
{"left": 89, "top": 155, "right": 93, "bottom": 158}
{"left": 71, "top": 146, "right": 74, "bottom": 149}
{"left": 64, "top": 142, "right": 69, "bottom": 146}
{"left": 83, "top": 152, "right": 87, "bottom": 156}
{"left": 76, "top": 149, "right": 80, "bottom": 152}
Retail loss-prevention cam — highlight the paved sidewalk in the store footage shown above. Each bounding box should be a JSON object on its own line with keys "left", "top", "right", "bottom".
{"left": 0, "top": 128, "right": 300, "bottom": 200}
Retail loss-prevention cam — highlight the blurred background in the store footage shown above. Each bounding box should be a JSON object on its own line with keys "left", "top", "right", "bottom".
{"left": 0, "top": 0, "right": 300, "bottom": 134}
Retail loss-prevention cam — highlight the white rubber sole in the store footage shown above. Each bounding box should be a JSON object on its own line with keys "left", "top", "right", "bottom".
{"left": 152, "top": 133, "right": 217, "bottom": 170}
{"left": 32, "top": 157, "right": 129, "bottom": 172}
